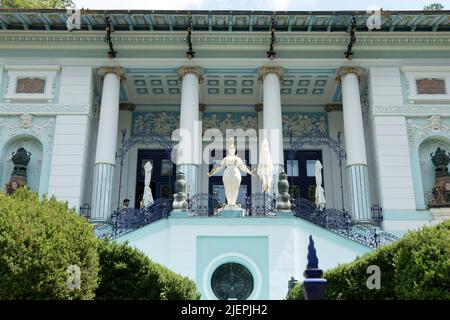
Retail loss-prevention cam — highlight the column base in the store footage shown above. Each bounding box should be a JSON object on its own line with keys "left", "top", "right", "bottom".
{"left": 347, "top": 164, "right": 371, "bottom": 221}
{"left": 91, "top": 163, "right": 115, "bottom": 222}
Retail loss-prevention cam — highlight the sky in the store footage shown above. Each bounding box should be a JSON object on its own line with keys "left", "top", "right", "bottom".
{"left": 72, "top": 0, "right": 449, "bottom": 11}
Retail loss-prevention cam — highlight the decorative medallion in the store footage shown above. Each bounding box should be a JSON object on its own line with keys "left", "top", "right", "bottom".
{"left": 211, "top": 263, "right": 254, "bottom": 300}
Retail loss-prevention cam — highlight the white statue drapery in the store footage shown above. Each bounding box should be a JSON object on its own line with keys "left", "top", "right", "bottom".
{"left": 257, "top": 139, "right": 274, "bottom": 193}
{"left": 315, "top": 160, "right": 326, "bottom": 210}
{"left": 143, "top": 161, "right": 154, "bottom": 207}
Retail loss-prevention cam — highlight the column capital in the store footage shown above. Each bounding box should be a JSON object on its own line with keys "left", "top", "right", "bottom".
{"left": 258, "top": 66, "right": 284, "bottom": 83}
{"left": 255, "top": 103, "right": 263, "bottom": 112}
{"left": 325, "top": 103, "right": 343, "bottom": 112}
{"left": 119, "top": 102, "right": 135, "bottom": 111}
{"left": 335, "top": 66, "right": 363, "bottom": 83}
{"left": 97, "top": 66, "right": 126, "bottom": 80}
{"left": 177, "top": 66, "right": 204, "bottom": 83}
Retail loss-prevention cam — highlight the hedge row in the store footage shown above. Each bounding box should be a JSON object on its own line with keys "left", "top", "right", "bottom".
{"left": 287, "top": 220, "right": 450, "bottom": 300}
{"left": 0, "top": 188, "right": 200, "bottom": 300}
{"left": 0, "top": 188, "right": 99, "bottom": 299}
{"left": 96, "top": 240, "right": 200, "bottom": 300}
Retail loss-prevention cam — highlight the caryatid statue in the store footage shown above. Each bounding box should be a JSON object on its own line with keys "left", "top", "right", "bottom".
{"left": 207, "top": 138, "right": 254, "bottom": 207}
{"left": 142, "top": 161, "right": 154, "bottom": 207}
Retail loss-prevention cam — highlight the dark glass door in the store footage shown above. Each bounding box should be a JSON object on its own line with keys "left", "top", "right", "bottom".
{"left": 208, "top": 150, "right": 252, "bottom": 206}
{"left": 284, "top": 150, "right": 322, "bottom": 202}
{"left": 135, "top": 149, "right": 175, "bottom": 208}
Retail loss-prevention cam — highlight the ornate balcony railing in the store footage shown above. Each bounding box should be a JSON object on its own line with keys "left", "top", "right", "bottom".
{"left": 104, "top": 193, "right": 398, "bottom": 248}
{"left": 110, "top": 198, "right": 172, "bottom": 238}
{"left": 187, "top": 193, "right": 221, "bottom": 216}
{"left": 79, "top": 202, "right": 91, "bottom": 219}
{"left": 245, "top": 192, "right": 277, "bottom": 216}
{"left": 290, "top": 198, "right": 398, "bottom": 248}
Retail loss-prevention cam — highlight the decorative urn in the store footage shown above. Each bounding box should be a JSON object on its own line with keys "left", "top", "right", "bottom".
{"left": 428, "top": 147, "right": 450, "bottom": 208}
{"left": 11, "top": 147, "right": 31, "bottom": 178}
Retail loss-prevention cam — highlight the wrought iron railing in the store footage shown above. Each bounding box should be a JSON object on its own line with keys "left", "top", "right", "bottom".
{"left": 79, "top": 203, "right": 91, "bottom": 219}
{"left": 245, "top": 192, "right": 277, "bottom": 216}
{"left": 290, "top": 198, "right": 398, "bottom": 248}
{"left": 105, "top": 193, "right": 398, "bottom": 248}
{"left": 110, "top": 198, "right": 172, "bottom": 238}
{"left": 371, "top": 205, "right": 383, "bottom": 226}
{"left": 187, "top": 193, "right": 221, "bottom": 216}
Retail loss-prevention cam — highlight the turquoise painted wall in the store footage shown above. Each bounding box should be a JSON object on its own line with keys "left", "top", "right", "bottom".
{"left": 196, "top": 235, "right": 269, "bottom": 300}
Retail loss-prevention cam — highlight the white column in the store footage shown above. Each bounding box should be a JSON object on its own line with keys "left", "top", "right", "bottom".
{"left": 259, "top": 66, "right": 285, "bottom": 194}
{"left": 176, "top": 66, "right": 203, "bottom": 196}
{"left": 91, "top": 66, "right": 124, "bottom": 222}
{"left": 337, "top": 66, "right": 371, "bottom": 221}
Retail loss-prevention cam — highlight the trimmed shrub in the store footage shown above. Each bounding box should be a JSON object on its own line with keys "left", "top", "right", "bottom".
{"left": 324, "top": 241, "right": 399, "bottom": 300}
{"left": 96, "top": 240, "right": 200, "bottom": 300}
{"left": 286, "top": 283, "right": 304, "bottom": 300}
{"left": 394, "top": 221, "right": 450, "bottom": 300}
{"left": 286, "top": 221, "right": 450, "bottom": 300}
{"left": 0, "top": 188, "right": 99, "bottom": 299}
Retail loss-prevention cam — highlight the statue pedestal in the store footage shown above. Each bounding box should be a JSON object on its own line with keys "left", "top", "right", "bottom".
{"left": 218, "top": 205, "right": 246, "bottom": 217}
{"left": 430, "top": 208, "right": 450, "bottom": 221}
{"left": 277, "top": 211, "right": 293, "bottom": 218}
{"left": 171, "top": 211, "right": 189, "bottom": 218}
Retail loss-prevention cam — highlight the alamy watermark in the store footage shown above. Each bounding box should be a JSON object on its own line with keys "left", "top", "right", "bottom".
{"left": 366, "top": 265, "right": 381, "bottom": 290}
{"left": 66, "top": 264, "right": 81, "bottom": 290}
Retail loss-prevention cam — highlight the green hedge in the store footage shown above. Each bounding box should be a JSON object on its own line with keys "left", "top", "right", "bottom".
{"left": 0, "top": 188, "right": 99, "bottom": 299}
{"left": 286, "top": 283, "right": 304, "bottom": 300}
{"left": 96, "top": 240, "right": 200, "bottom": 300}
{"left": 287, "top": 221, "right": 450, "bottom": 300}
{"left": 394, "top": 221, "right": 450, "bottom": 299}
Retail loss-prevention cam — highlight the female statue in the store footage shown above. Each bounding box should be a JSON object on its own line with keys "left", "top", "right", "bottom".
{"left": 142, "top": 161, "right": 154, "bottom": 207}
{"left": 207, "top": 138, "right": 254, "bottom": 206}
{"left": 257, "top": 139, "right": 274, "bottom": 193}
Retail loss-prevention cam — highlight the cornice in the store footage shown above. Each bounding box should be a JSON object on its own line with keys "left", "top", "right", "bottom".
{"left": 373, "top": 104, "right": 450, "bottom": 116}
{"left": 0, "top": 104, "right": 90, "bottom": 115}
{"left": 0, "top": 31, "right": 449, "bottom": 48}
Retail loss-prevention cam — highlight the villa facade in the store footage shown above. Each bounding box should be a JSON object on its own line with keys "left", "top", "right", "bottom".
{"left": 0, "top": 9, "right": 449, "bottom": 299}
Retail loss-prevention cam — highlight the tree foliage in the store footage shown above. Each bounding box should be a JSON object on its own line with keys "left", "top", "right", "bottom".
{"left": 424, "top": 3, "right": 444, "bottom": 10}
{"left": 0, "top": 188, "right": 99, "bottom": 299}
{"left": 287, "top": 221, "right": 450, "bottom": 300}
{"left": 0, "top": 0, "right": 74, "bottom": 9}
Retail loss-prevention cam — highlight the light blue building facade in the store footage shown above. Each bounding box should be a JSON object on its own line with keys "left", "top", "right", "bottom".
{"left": 0, "top": 9, "right": 449, "bottom": 299}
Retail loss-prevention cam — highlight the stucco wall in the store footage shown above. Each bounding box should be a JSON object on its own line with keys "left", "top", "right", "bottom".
{"left": 117, "top": 217, "right": 369, "bottom": 300}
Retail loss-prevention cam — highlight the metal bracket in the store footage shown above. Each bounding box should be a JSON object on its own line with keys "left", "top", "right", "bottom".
{"left": 104, "top": 14, "right": 117, "bottom": 59}
{"left": 344, "top": 16, "right": 357, "bottom": 60}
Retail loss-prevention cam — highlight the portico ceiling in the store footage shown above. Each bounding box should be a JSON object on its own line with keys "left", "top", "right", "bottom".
{"left": 115, "top": 68, "right": 341, "bottom": 106}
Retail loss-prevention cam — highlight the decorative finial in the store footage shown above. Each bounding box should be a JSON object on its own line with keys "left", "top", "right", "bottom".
{"left": 306, "top": 235, "right": 319, "bottom": 269}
